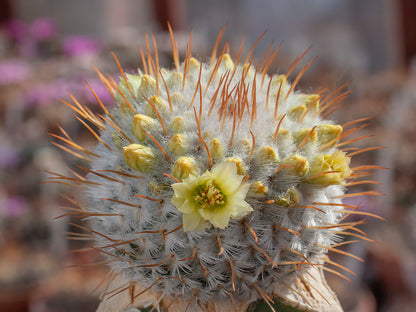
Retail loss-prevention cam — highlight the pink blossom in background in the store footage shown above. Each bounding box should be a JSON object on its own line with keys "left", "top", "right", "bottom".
{"left": 3, "top": 196, "right": 27, "bottom": 218}
{"left": 29, "top": 18, "right": 57, "bottom": 41}
{"left": 0, "top": 60, "right": 30, "bottom": 85}
{"left": 3, "top": 19, "right": 27, "bottom": 41}
{"left": 63, "top": 35, "right": 101, "bottom": 57}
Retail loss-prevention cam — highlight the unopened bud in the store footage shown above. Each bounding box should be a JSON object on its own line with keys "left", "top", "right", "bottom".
{"left": 256, "top": 146, "right": 279, "bottom": 166}
{"left": 173, "top": 157, "right": 199, "bottom": 180}
{"left": 137, "top": 74, "right": 156, "bottom": 101}
{"left": 123, "top": 144, "right": 156, "bottom": 173}
{"left": 167, "top": 71, "right": 183, "bottom": 90}
{"left": 294, "top": 128, "right": 317, "bottom": 145}
{"left": 225, "top": 157, "right": 246, "bottom": 175}
{"left": 210, "top": 138, "right": 225, "bottom": 160}
{"left": 145, "top": 95, "right": 168, "bottom": 117}
{"left": 220, "top": 54, "right": 234, "bottom": 71}
{"left": 168, "top": 134, "right": 187, "bottom": 156}
{"left": 317, "top": 124, "right": 343, "bottom": 148}
{"left": 169, "top": 117, "right": 185, "bottom": 133}
{"left": 132, "top": 114, "right": 158, "bottom": 142}
{"left": 283, "top": 154, "right": 309, "bottom": 176}
{"left": 275, "top": 186, "right": 301, "bottom": 207}
{"left": 251, "top": 181, "right": 268, "bottom": 194}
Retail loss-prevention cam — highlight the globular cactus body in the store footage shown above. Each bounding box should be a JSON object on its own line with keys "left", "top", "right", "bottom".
{"left": 53, "top": 31, "right": 381, "bottom": 312}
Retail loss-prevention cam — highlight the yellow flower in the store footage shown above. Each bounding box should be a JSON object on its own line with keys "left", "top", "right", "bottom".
{"left": 307, "top": 150, "right": 352, "bottom": 186}
{"left": 171, "top": 162, "right": 253, "bottom": 232}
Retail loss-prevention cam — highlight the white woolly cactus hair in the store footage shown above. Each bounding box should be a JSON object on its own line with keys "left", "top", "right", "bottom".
{"left": 52, "top": 28, "right": 384, "bottom": 312}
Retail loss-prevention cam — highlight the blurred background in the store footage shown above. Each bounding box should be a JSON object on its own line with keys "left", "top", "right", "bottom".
{"left": 0, "top": 0, "right": 415, "bottom": 311}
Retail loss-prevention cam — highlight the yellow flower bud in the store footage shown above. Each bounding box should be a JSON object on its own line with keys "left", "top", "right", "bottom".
{"left": 116, "top": 74, "right": 141, "bottom": 114}
{"left": 123, "top": 144, "right": 156, "bottom": 173}
{"left": 172, "top": 156, "right": 199, "bottom": 181}
{"left": 242, "top": 63, "right": 254, "bottom": 78}
{"left": 170, "top": 92, "right": 185, "bottom": 107}
{"left": 272, "top": 75, "right": 287, "bottom": 88}
{"left": 294, "top": 128, "right": 317, "bottom": 145}
{"left": 137, "top": 74, "right": 156, "bottom": 100}
{"left": 316, "top": 124, "right": 343, "bottom": 147}
{"left": 251, "top": 181, "right": 268, "bottom": 194}
{"left": 220, "top": 54, "right": 234, "bottom": 71}
{"left": 288, "top": 104, "right": 307, "bottom": 121}
{"left": 132, "top": 114, "right": 158, "bottom": 142}
{"left": 120, "top": 101, "right": 133, "bottom": 115}
{"left": 145, "top": 95, "right": 168, "bottom": 117}
{"left": 210, "top": 138, "right": 225, "bottom": 160}
{"left": 302, "top": 94, "right": 320, "bottom": 112}
{"left": 307, "top": 150, "right": 352, "bottom": 186}
{"left": 168, "top": 134, "right": 187, "bottom": 156}
{"left": 275, "top": 128, "right": 292, "bottom": 142}
{"left": 225, "top": 157, "right": 246, "bottom": 175}
{"left": 189, "top": 57, "right": 200, "bottom": 73}
{"left": 283, "top": 154, "right": 309, "bottom": 176}
{"left": 256, "top": 146, "right": 279, "bottom": 165}
{"left": 167, "top": 71, "right": 183, "bottom": 90}
{"left": 275, "top": 186, "right": 301, "bottom": 207}
{"left": 236, "top": 139, "right": 252, "bottom": 155}
{"left": 169, "top": 117, "right": 185, "bottom": 133}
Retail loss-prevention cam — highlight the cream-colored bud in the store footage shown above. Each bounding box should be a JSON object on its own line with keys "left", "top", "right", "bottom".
{"left": 288, "top": 104, "right": 307, "bottom": 121}
{"left": 170, "top": 92, "right": 185, "bottom": 108}
{"left": 275, "top": 186, "right": 301, "bottom": 207}
{"left": 256, "top": 146, "right": 279, "bottom": 165}
{"left": 236, "top": 139, "right": 252, "bottom": 155}
{"left": 145, "top": 95, "right": 168, "bottom": 117}
{"left": 317, "top": 124, "right": 343, "bottom": 147}
{"left": 173, "top": 157, "right": 199, "bottom": 180}
{"left": 168, "top": 134, "right": 187, "bottom": 156}
{"left": 137, "top": 75, "right": 156, "bottom": 100}
{"left": 251, "top": 181, "right": 268, "bottom": 194}
{"left": 276, "top": 128, "right": 292, "bottom": 142}
{"left": 225, "top": 157, "right": 246, "bottom": 175}
{"left": 123, "top": 144, "right": 156, "bottom": 173}
{"left": 118, "top": 74, "right": 141, "bottom": 114}
{"left": 126, "top": 73, "right": 141, "bottom": 90}
{"left": 302, "top": 94, "right": 320, "bottom": 112}
{"left": 294, "top": 128, "right": 317, "bottom": 145}
{"left": 132, "top": 114, "right": 158, "bottom": 142}
{"left": 210, "top": 138, "right": 225, "bottom": 160}
{"left": 242, "top": 63, "right": 254, "bottom": 78}
{"left": 167, "top": 71, "right": 183, "bottom": 90}
{"left": 283, "top": 154, "right": 309, "bottom": 176}
{"left": 272, "top": 75, "right": 287, "bottom": 88}
{"left": 189, "top": 57, "right": 200, "bottom": 73}
{"left": 220, "top": 54, "right": 234, "bottom": 71}
{"left": 169, "top": 117, "right": 184, "bottom": 133}
{"left": 120, "top": 101, "right": 134, "bottom": 115}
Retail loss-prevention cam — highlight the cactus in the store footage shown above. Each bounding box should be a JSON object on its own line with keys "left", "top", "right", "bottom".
{"left": 52, "top": 29, "right": 384, "bottom": 312}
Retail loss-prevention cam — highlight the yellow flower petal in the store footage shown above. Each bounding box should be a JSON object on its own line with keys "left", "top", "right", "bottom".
{"left": 182, "top": 212, "right": 204, "bottom": 232}
{"left": 211, "top": 162, "right": 243, "bottom": 194}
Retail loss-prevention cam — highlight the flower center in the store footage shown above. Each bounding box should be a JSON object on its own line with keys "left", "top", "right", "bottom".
{"left": 194, "top": 180, "right": 225, "bottom": 209}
